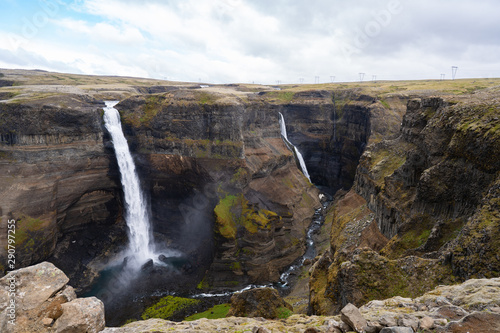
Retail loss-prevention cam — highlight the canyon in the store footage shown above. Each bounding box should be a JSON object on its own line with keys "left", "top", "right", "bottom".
{"left": 0, "top": 69, "right": 499, "bottom": 330}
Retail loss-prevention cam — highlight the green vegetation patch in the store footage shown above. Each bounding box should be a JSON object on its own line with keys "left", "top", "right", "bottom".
{"left": 276, "top": 306, "right": 293, "bottom": 319}
{"left": 345, "top": 249, "right": 455, "bottom": 305}
{"left": 214, "top": 193, "right": 280, "bottom": 239}
{"left": 184, "top": 303, "right": 231, "bottom": 321}
{"left": 368, "top": 148, "right": 407, "bottom": 188}
{"left": 379, "top": 98, "right": 390, "bottom": 109}
{"left": 15, "top": 214, "right": 48, "bottom": 247}
{"left": 195, "top": 91, "right": 218, "bottom": 105}
{"left": 214, "top": 194, "right": 239, "bottom": 239}
{"left": 140, "top": 95, "right": 162, "bottom": 124}
{"left": 381, "top": 214, "right": 434, "bottom": 259}
{"left": 263, "top": 91, "right": 295, "bottom": 103}
{"left": 142, "top": 296, "right": 201, "bottom": 320}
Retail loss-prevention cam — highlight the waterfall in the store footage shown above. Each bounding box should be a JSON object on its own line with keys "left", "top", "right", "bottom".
{"left": 103, "top": 101, "right": 155, "bottom": 267}
{"left": 278, "top": 113, "right": 311, "bottom": 182}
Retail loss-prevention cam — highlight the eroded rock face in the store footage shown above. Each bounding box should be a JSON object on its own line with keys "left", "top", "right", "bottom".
{"left": 0, "top": 96, "right": 123, "bottom": 290}
{"left": 115, "top": 92, "right": 325, "bottom": 288}
{"left": 0, "top": 262, "right": 105, "bottom": 333}
{"left": 354, "top": 95, "right": 500, "bottom": 277}
{"left": 310, "top": 92, "right": 500, "bottom": 316}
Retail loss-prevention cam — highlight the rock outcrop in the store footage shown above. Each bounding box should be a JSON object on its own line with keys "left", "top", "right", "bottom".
{"left": 0, "top": 262, "right": 105, "bottom": 333}
{"left": 226, "top": 287, "right": 292, "bottom": 319}
{"left": 355, "top": 94, "right": 500, "bottom": 276}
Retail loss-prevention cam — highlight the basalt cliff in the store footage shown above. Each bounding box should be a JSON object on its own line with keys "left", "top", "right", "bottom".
{"left": 309, "top": 88, "right": 500, "bottom": 317}
{"left": 0, "top": 69, "right": 499, "bottom": 331}
{"left": 0, "top": 70, "right": 390, "bottom": 293}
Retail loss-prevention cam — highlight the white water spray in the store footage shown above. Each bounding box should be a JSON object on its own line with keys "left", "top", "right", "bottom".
{"left": 278, "top": 112, "right": 311, "bottom": 182}
{"left": 103, "top": 101, "right": 155, "bottom": 267}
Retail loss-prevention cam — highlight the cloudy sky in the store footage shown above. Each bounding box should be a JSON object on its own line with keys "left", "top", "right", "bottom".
{"left": 1, "top": 0, "right": 499, "bottom": 84}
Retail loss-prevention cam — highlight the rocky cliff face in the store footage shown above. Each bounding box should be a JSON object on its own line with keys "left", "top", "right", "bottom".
{"left": 0, "top": 77, "right": 406, "bottom": 295}
{"left": 0, "top": 95, "right": 124, "bottom": 289}
{"left": 310, "top": 89, "right": 500, "bottom": 315}
{"left": 115, "top": 90, "right": 322, "bottom": 288}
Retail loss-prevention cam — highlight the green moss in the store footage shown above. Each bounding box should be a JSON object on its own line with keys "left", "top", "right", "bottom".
{"left": 122, "top": 318, "right": 137, "bottom": 326}
{"left": 214, "top": 194, "right": 238, "bottom": 239}
{"left": 230, "top": 261, "right": 242, "bottom": 271}
{"left": 196, "top": 275, "right": 210, "bottom": 290}
{"left": 348, "top": 249, "right": 455, "bottom": 305}
{"left": 369, "top": 148, "right": 407, "bottom": 188}
{"left": 381, "top": 214, "right": 434, "bottom": 258}
{"left": 214, "top": 194, "right": 279, "bottom": 239}
{"left": 231, "top": 167, "right": 248, "bottom": 184}
{"left": 276, "top": 307, "right": 292, "bottom": 319}
{"left": 141, "top": 296, "right": 201, "bottom": 320}
{"left": 184, "top": 303, "right": 231, "bottom": 321}
{"left": 14, "top": 214, "right": 47, "bottom": 247}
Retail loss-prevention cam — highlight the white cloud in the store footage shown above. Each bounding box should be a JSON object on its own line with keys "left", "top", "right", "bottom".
{"left": 0, "top": 0, "right": 499, "bottom": 83}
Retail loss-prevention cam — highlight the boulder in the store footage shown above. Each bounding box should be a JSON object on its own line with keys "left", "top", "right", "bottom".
{"left": 52, "top": 297, "right": 105, "bottom": 333}
{"left": 2, "top": 261, "right": 68, "bottom": 312}
{"left": 340, "top": 303, "right": 367, "bottom": 332}
{"left": 0, "top": 262, "right": 105, "bottom": 333}
{"left": 227, "top": 287, "right": 293, "bottom": 319}
{"left": 444, "top": 312, "right": 500, "bottom": 333}
{"left": 419, "top": 316, "right": 434, "bottom": 330}
{"left": 434, "top": 304, "right": 469, "bottom": 320}
{"left": 379, "top": 315, "right": 398, "bottom": 327}
{"left": 397, "top": 315, "right": 418, "bottom": 331}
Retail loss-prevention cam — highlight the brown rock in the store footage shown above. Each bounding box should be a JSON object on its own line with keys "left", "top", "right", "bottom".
{"left": 42, "top": 317, "right": 53, "bottom": 326}
{"left": 252, "top": 327, "right": 271, "bottom": 333}
{"left": 419, "top": 316, "right": 434, "bottom": 330}
{"left": 227, "top": 287, "right": 293, "bottom": 319}
{"left": 445, "top": 312, "right": 500, "bottom": 333}
{"left": 2, "top": 262, "right": 69, "bottom": 312}
{"left": 340, "top": 303, "right": 367, "bottom": 332}
{"left": 435, "top": 305, "right": 469, "bottom": 321}
{"left": 52, "top": 297, "right": 105, "bottom": 333}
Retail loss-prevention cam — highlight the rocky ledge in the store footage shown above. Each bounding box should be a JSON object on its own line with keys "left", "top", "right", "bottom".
{"left": 0, "top": 262, "right": 104, "bottom": 333}
{"left": 2, "top": 262, "right": 499, "bottom": 332}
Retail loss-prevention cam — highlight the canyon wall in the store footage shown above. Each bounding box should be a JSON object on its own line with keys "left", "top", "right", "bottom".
{"left": 0, "top": 96, "right": 123, "bottom": 289}
{"left": 309, "top": 90, "right": 500, "bottom": 315}
{"left": 0, "top": 86, "right": 384, "bottom": 292}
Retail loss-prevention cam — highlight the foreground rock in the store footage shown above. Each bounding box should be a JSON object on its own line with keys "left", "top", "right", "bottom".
{"left": 101, "top": 278, "right": 500, "bottom": 332}
{"left": 2, "top": 262, "right": 500, "bottom": 332}
{"left": 226, "top": 287, "right": 293, "bottom": 319}
{"left": 0, "top": 262, "right": 105, "bottom": 333}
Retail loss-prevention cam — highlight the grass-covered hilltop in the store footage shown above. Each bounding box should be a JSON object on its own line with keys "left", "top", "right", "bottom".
{"left": 1, "top": 69, "right": 499, "bottom": 332}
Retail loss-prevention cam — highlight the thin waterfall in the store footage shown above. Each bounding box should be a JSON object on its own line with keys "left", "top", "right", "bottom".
{"left": 278, "top": 112, "right": 311, "bottom": 182}
{"left": 103, "top": 101, "right": 155, "bottom": 267}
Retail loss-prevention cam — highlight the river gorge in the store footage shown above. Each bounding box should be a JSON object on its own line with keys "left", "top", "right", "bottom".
{"left": 0, "top": 69, "right": 499, "bottom": 331}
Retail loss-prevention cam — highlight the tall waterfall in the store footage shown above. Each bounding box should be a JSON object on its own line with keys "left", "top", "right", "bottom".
{"left": 103, "top": 101, "right": 155, "bottom": 267}
{"left": 278, "top": 112, "right": 311, "bottom": 182}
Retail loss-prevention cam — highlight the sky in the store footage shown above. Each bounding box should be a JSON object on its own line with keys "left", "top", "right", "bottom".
{"left": 1, "top": 0, "right": 499, "bottom": 84}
